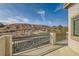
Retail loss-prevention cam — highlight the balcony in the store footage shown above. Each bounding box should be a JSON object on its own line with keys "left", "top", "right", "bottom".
{"left": 0, "top": 32, "right": 78, "bottom": 56}
{"left": 12, "top": 32, "right": 68, "bottom": 56}
{"left": 13, "top": 39, "right": 67, "bottom": 56}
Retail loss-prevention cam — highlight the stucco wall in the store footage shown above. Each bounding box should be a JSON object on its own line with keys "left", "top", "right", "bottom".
{"left": 0, "top": 37, "right": 5, "bottom": 56}
{"left": 68, "top": 3, "right": 79, "bottom": 54}
{"left": 50, "top": 32, "right": 66, "bottom": 44}
{"left": 0, "top": 35, "right": 12, "bottom": 56}
{"left": 68, "top": 39, "right": 79, "bottom": 55}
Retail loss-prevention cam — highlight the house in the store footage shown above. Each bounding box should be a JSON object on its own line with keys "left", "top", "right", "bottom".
{"left": 64, "top": 3, "right": 79, "bottom": 55}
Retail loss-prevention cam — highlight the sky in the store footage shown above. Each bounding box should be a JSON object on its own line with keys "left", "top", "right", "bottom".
{"left": 0, "top": 3, "right": 68, "bottom": 26}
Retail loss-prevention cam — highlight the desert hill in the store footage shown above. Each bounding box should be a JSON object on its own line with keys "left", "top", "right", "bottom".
{"left": 0, "top": 23, "right": 50, "bottom": 33}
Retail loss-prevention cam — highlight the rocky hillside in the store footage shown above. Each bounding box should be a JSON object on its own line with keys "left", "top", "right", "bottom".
{"left": 0, "top": 23, "right": 50, "bottom": 33}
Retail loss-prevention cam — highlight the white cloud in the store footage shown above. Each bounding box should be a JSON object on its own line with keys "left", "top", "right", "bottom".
{"left": 0, "top": 18, "right": 20, "bottom": 24}
{"left": 15, "top": 16, "right": 31, "bottom": 23}
{"left": 7, "top": 18, "right": 21, "bottom": 23}
{"left": 37, "top": 10, "right": 47, "bottom": 25}
{"left": 0, "top": 16, "right": 31, "bottom": 25}
{"left": 37, "top": 10, "right": 45, "bottom": 20}
{"left": 0, "top": 20, "right": 12, "bottom": 25}
{"left": 37, "top": 10, "right": 45, "bottom": 15}
{"left": 54, "top": 4, "right": 63, "bottom": 12}
{"left": 37, "top": 10, "right": 54, "bottom": 26}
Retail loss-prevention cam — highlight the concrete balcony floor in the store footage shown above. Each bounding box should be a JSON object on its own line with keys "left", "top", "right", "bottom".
{"left": 45, "top": 46, "right": 78, "bottom": 56}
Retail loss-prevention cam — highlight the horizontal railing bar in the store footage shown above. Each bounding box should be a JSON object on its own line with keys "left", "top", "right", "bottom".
{"left": 13, "top": 36, "right": 49, "bottom": 44}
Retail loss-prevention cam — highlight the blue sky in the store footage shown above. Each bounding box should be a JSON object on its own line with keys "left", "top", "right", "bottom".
{"left": 0, "top": 3, "right": 68, "bottom": 26}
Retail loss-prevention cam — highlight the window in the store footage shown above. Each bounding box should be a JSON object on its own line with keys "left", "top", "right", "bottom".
{"left": 73, "top": 17, "right": 79, "bottom": 36}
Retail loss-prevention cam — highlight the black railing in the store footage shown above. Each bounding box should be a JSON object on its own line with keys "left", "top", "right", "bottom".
{"left": 12, "top": 33, "right": 50, "bottom": 53}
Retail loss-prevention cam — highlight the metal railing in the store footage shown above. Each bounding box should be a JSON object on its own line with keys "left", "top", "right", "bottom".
{"left": 12, "top": 33, "right": 50, "bottom": 53}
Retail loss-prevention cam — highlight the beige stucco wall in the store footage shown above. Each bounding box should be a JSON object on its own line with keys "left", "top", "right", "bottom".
{"left": 0, "top": 35, "right": 12, "bottom": 56}
{"left": 0, "top": 37, "right": 5, "bottom": 56}
{"left": 68, "top": 3, "right": 79, "bottom": 55}
{"left": 50, "top": 32, "right": 66, "bottom": 44}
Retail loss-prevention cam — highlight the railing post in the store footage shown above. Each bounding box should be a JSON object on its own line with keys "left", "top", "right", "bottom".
{"left": 50, "top": 32, "right": 56, "bottom": 45}
{"left": 0, "top": 35, "right": 12, "bottom": 56}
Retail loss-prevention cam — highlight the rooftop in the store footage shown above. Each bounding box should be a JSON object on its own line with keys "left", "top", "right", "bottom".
{"left": 64, "top": 3, "right": 74, "bottom": 9}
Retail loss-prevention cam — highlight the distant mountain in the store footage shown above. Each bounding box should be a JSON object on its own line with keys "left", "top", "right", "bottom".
{"left": 0, "top": 23, "right": 50, "bottom": 33}
{"left": 0, "top": 23, "right": 68, "bottom": 33}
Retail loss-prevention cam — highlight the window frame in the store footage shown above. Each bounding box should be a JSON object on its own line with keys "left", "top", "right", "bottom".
{"left": 73, "top": 17, "right": 79, "bottom": 36}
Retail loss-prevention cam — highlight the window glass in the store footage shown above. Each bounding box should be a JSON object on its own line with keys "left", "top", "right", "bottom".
{"left": 73, "top": 18, "right": 79, "bottom": 36}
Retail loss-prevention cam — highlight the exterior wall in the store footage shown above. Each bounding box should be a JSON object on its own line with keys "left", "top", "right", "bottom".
{"left": 68, "top": 3, "right": 79, "bottom": 54}
{"left": 50, "top": 32, "right": 66, "bottom": 44}
{"left": 0, "top": 35, "right": 12, "bottom": 56}
{"left": 5, "top": 35, "right": 12, "bottom": 56}
{"left": 56, "top": 33, "right": 66, "bottom": 42}
{"left": 0, "top": 37, "right": 5, "bottom": 56}
{"left": 68, "top": 38, "right": 79, "bottom": 55}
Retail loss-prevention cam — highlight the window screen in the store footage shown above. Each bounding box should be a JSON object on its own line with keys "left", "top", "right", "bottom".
{"left": 74, "top": 19, "right": 79, "bottom": 36}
